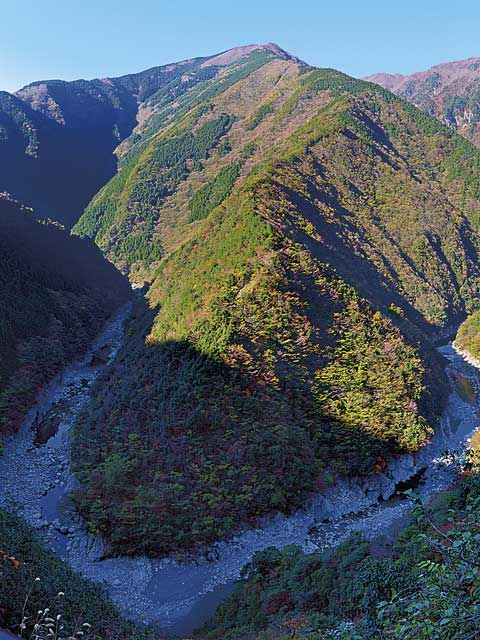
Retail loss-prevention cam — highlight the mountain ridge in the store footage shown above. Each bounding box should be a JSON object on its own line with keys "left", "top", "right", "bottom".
{"left": 14, "top": 42, "right": 302, "bottom": 94}
{"left": 0, "top": 43, "right": 304, "bottom": 227}
{"left": 5, "top": 43, "right": 480, "bottom": 639}
{"left": 68, "top": 58, "right": 480, "bottom": 556}
{"left": 366, "top": 55, "right": 480, "bottom": 85}
{"left": 366, "top": 55, "right": 480, "bottom": 146}
{"left": 3, "top": 43, "right": 480, "bottom": 556}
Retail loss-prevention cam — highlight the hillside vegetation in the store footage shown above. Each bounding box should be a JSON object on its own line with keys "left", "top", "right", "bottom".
{"left": 0, "top": 509, "right": 153, "bottom": 639}
{"left": 203, "top": 464, "right": 480, "bottom": 640}
{"left": 0, "top": 197, "right": 131, "bottom": 441}
{"left": 0, "top": 45, "right": 297, "bottom": 227}
{"left": 68, "top": 50, "right": 480, "bottom": 556}
{"left": 455, "top": 310, "right": 480, "bottom": 359}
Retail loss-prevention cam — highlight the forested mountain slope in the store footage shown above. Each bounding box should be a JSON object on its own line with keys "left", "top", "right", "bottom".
{"left": 70, "top": 53, "right": 480, "bottom": 556}
{"left": 0, "top": 197, "right": 131, "bottom": 441}
{"left": 0, "top": 43, "right": 298, "bottom": 227}
{"left": 366, "top": 57, "right": 480, "bottom": 147}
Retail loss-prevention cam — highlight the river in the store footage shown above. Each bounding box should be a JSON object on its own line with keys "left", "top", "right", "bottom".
{"left": 0, "top": 304, "right": 479, "bottom": 636}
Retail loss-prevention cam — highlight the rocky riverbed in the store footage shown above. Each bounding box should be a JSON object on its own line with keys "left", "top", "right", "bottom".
{"left": 0, "top": 309, "right": 479, "bottom": 635}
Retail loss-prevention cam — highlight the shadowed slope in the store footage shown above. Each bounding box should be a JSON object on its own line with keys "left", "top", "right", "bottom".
{"left": 0, "top": 197, "right": 131, "bottom": 436}
{"left": 69, "top": 66, "right": 480, "bottom": 555}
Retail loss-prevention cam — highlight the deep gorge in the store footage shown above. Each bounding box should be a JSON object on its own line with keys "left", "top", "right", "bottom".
{"left": 3, "top": 41, "right": 480, "bottom": 640}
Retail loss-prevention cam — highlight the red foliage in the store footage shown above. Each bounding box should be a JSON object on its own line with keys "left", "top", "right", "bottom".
{"left": 261, "top": 590, "right": 293, "bottom": 615}
{"left": 0, "top": 550, "right": 22, "bottom": 570}
{"left": 374, "top": 455, "right": 387, "bottom": 473}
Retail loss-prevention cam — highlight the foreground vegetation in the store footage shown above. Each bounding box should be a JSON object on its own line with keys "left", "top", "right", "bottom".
{"left": 0, "top": 511, "right": 155, "bottom": 639}
{"left": 203, "top": 449, "right": 480, "bottom": 640}
{"left": 3, "top": 459, "right": 480, "bottom": 639}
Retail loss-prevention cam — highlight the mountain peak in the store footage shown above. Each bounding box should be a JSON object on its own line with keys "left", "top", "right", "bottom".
{"left": 364, "top": 72, "right": 405, "bottom": 90}
{"left": 201, "top": 42, "right": 304, "bottom": 67}
{"left": 365, "top": 56, "right": 480, "bottom": 91}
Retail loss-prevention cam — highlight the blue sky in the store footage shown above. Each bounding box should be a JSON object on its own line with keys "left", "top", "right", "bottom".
{"left": 2, "top": 0, "right": 480, "bottom": 91}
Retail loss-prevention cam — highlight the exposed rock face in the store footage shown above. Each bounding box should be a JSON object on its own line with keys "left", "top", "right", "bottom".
{"left": 366, "top": 57, "right": 480, "bottom": 146}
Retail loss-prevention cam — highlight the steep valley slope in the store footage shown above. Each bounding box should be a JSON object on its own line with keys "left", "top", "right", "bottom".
{"left": 65, "top": 47, "right": 480, "bottom": 556}
{"left": 0, "top": 196, "right": 131, "bottom": 443}
{"left": 4, "top": 43, "right": 480, "bottom": 640}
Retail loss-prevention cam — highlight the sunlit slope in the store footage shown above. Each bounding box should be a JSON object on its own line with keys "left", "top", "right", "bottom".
{"left": 69, "top": 63, "right": 480, "bottom": 555}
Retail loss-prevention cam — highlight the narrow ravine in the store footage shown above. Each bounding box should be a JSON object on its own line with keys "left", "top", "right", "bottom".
{"left": 0, "top": 309, "right": 479, "bottom": 636}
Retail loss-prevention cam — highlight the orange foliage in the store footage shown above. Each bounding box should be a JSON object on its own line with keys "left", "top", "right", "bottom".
{"left": 0, "top": 549, "right": 22, "bottom": 570}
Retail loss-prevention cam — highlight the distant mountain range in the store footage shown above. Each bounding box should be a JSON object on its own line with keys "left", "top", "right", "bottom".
{"left": 366, "top": 57, "right": 480, "bottom": 146}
